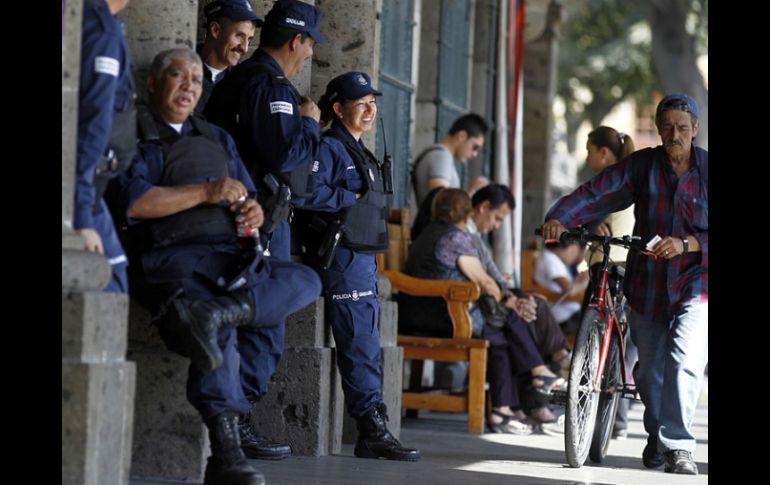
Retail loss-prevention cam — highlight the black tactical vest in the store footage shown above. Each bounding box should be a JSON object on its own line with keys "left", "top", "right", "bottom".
{"left": 138, "top": 110, "right": 238, "bottom": 247}
{"left": 403, "top": 222, "right": 468, "bottom": 281}
{"left": 398, "top": 222, "right": 471, "bottom": 338}
{"left": 321, "top": 131, "right": 389, "bottom": 253}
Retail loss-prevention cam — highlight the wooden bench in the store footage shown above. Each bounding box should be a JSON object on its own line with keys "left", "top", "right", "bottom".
{"left": 378, "top": 208, "right": 489, "bottom": 434}
{"left": 519, "top": 249, "right": 584, "bottom": 304}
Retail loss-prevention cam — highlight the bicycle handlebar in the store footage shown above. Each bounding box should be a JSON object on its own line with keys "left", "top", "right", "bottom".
{"left": 534, "top": 226, "right": 649, "bottom": 253}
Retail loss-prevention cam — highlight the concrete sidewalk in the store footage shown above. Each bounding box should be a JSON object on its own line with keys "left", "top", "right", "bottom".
{"left": 132, "top": 400, "right": 708, "bottom": 485}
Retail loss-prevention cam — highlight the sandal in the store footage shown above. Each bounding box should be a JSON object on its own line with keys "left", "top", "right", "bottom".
{"left": 486, "top": 410, "right": 533, "bottom": 435}
{"left": 531, "top": 375, "right": 565, "bottom": 396}
{"left": 553, "top": 351, "right": 571, "bottom": 371}
{"left": 527, "top": 405, "right": 557, "bottom": 424}
{"left": 550, "top": 351, "right": 572, "bottom": 379}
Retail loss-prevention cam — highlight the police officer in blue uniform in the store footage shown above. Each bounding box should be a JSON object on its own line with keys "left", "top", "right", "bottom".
{"left": 75, "top": 0, "right": 136, "bottom": 292}
{"left": 204, "top": 0, "right": 325, "bottom": 261}
{"left": 296, "top": 72, "right": 420, "bottom": 461}
{"left": 195, "top": 0, "right": 262, "bottom": 115}
{"left": 119, "top": 48, "right": 322, "bottom": 485}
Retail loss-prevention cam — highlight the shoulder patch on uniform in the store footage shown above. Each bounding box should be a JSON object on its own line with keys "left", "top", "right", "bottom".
{"left": 94, "top": 56, "right": 120, "bottom": 77}
{"left": 312, "top": 160, "right": 320, "bottom": 172}
{"left": 269, "top": 101, "right": 294, "bottom": 115}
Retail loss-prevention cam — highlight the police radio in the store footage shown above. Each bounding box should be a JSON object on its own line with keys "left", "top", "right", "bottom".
{"left": 379, "top": 118, "right": 394, "bottom": 195}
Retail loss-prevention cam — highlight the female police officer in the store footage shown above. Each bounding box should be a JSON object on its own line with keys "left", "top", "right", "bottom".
{"left": 295, "top": 72, "right": 420, "bottom": 461}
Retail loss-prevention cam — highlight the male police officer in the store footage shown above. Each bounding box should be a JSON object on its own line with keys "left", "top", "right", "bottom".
{"left": 195, "top": 0, "right": 262, "bottom": 114}
{"left": 120, "top": 48, "right": 322, "bottom": 484}
{"left": 205, "top": 0, "right": 325, "bottom": 261}
{"left": 75, "top": 0, "right": 136, "bottom": 292}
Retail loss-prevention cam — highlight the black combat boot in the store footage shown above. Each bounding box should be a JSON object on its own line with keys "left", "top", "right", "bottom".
{"left": 166, "top": 291, "right": 255, "bottom": 371}
{"left": 204, "top": 412, "right": 265, "bottom": 485}
{"left": 354, "top": 404, "right": 421, "bottom": 461}
{"left": 239, "top": 409, "right": 292, "bottom": 460}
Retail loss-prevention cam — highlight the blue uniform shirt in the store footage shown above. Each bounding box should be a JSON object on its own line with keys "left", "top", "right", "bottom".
{"left": 75, "top": 0, "right": 135, "bottom": 283}
{"left": 302, "top": 121, "right": 365, "bottom": 212}
{"left": 240, "top": 50, "right": 320, "bottom": 193}
{"left": 75, "top": 0, "right": 134, "bottom": 231}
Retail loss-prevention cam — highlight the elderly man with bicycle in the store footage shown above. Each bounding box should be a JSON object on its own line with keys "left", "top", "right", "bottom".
{"left": 540, "top": 93, "right": 707, "bottom": 475}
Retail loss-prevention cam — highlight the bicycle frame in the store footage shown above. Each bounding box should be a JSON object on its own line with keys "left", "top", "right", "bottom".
{"left": 588, "top": 244, "right": 628, "bottom": 393}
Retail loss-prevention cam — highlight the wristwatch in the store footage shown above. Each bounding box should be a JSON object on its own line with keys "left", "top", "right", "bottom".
{"left": 682, "top": 236, "right": 689, "bottom": 254}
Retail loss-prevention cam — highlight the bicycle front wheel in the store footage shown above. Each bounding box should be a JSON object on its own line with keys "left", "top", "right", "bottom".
{"left": 564, "top": 308, "right": 603, "bottom": 468}
{"left": 589, "top": 331, "right": 621, "bottom": 463}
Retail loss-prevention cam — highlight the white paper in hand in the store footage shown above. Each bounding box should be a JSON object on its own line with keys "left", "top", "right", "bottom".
{"left": 646, "top": 235, "right": 662, "bottom": 251}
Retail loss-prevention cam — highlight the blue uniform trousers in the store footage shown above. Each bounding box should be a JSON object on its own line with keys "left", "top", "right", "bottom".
{"left": 314, "top": 247, "right": 383, "bottom": 418}
{"left": 146, "top": 248, "right": 321, "bottom": 420}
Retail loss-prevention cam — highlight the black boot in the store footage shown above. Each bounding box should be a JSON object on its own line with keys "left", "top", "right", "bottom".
{"left": 354, "top": 404, "right": 421, "bottom": 461}
{"left": 166, "top": 292, "right": 255, "bottom": 371}
{"left": 239, "top": 410, "right": 292, "bottom": 460}
{"left": 204, "top": 412, "right": 265, "bottom": 485}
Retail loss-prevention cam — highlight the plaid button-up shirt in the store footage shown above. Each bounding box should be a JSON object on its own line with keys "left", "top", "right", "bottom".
{"left": 545, "top": 146, "right": 708, "bottom": 320}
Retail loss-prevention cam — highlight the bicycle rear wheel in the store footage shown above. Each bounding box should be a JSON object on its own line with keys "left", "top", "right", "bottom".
{"left": 564, "top": 308, "right": 603, "bottom": 468}
{"left": 589, "top": 331, "right": 621, "bottom": 463}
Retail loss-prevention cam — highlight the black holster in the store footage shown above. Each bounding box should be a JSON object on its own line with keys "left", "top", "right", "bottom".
{"left": 93, "top": 108, "right": 138, "bottom": 209}
{"left": 259, "top": 173, "right": 292, "bottom": 234}
{"left": 316, "top": 218, "right": 344, "bottom": 270}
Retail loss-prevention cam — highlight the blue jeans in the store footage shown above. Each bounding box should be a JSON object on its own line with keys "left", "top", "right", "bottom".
{"left": 629, "top": 298, "right": 708, "bottom": 453}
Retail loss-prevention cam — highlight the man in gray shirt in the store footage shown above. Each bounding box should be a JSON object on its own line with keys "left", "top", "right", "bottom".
{"left": 412, "top": 113, "right": 488, "bottom": 204}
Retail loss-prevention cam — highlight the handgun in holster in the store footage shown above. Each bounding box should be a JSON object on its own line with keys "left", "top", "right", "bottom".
{"left": 317, "top": 218, "right": 344, "bottom": 270}
{"left": 260, "top": 173, "right": 292, "bottom": 234}
{"left": 93, "top": 108, "right": 138, "bottom": 209}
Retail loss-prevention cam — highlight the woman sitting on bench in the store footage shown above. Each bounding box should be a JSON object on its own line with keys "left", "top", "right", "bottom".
{"left": 398, "top": 188, "right": 563, "bottom": 433}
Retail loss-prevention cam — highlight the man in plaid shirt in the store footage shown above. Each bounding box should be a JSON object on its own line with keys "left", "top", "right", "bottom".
{"left": 540, "top": 94, "right": 707, "bottom": 475}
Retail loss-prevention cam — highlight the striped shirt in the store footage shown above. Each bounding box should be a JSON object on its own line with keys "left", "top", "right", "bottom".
{"left": 545, "top": 145, "right": 708, "bottom": 320}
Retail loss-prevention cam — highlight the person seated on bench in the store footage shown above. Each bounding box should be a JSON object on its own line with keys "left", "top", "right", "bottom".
{"left": 412, "top": 185, "right": 572, "bottom": 377}
{"left": 398, "top": 188, "right": 563, "bottom": 433}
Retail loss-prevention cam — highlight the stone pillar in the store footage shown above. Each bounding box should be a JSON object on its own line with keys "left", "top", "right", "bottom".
{"left": 62, "top": 1, "right": 136, "bottom": 484}
{"left": 413, "top": 2, "right": 441, "bottom": 152}
{"left": 521, "top": 0, "right": 563, "bottom": 244}
{"left": 62, "top": 0, "right": 82, "bottom": 248}
{"left": 250, "top": 299, "right": 346, "bottom": 456}
{"left": 115, "top": 3, "right": 205, "bottom": 481}
{"left": 310, "top": 0, "right": 381, "bottom": 148}
{"left": 119, "top": 0, "right": 200, "bottom": 103}
{"left": 127, "top": 303, "right": 210, "bottom": 482}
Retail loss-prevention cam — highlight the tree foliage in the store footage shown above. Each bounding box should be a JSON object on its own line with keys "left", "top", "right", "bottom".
{"left": 558, "top": 0, "right": 708, "bottom": 151}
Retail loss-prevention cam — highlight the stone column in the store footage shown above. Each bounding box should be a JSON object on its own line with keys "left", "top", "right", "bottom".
{"left": 521, "top": 0, "right": 563, "bottom": 244}
{"left": 62, "top": 1, "right": 136, "bottom": 484}
{"left": 62, "top": 0, "right": 82, "bottom": 249}
{"left": 310, "top": 0, "right": 381, "bottom": 148}
{"left": 119, "top": 0, "right": 200, "bottom": 103}
{"left": 413, "top": 2, "right": 441, "bottom": 152}
{"left": 250, "top": 299, "right": 345, "bottom": 456}
{"left": 115, "top": 2, "right": 208, "bottom": 481}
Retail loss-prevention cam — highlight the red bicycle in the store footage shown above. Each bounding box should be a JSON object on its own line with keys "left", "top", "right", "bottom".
{"left": 536, "top": 227, "right": 653, "bottom": 467}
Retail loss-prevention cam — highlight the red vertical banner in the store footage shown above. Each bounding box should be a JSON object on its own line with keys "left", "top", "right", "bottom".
{"left": 507, "top": 0, "right": 525, "bottom": 192}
